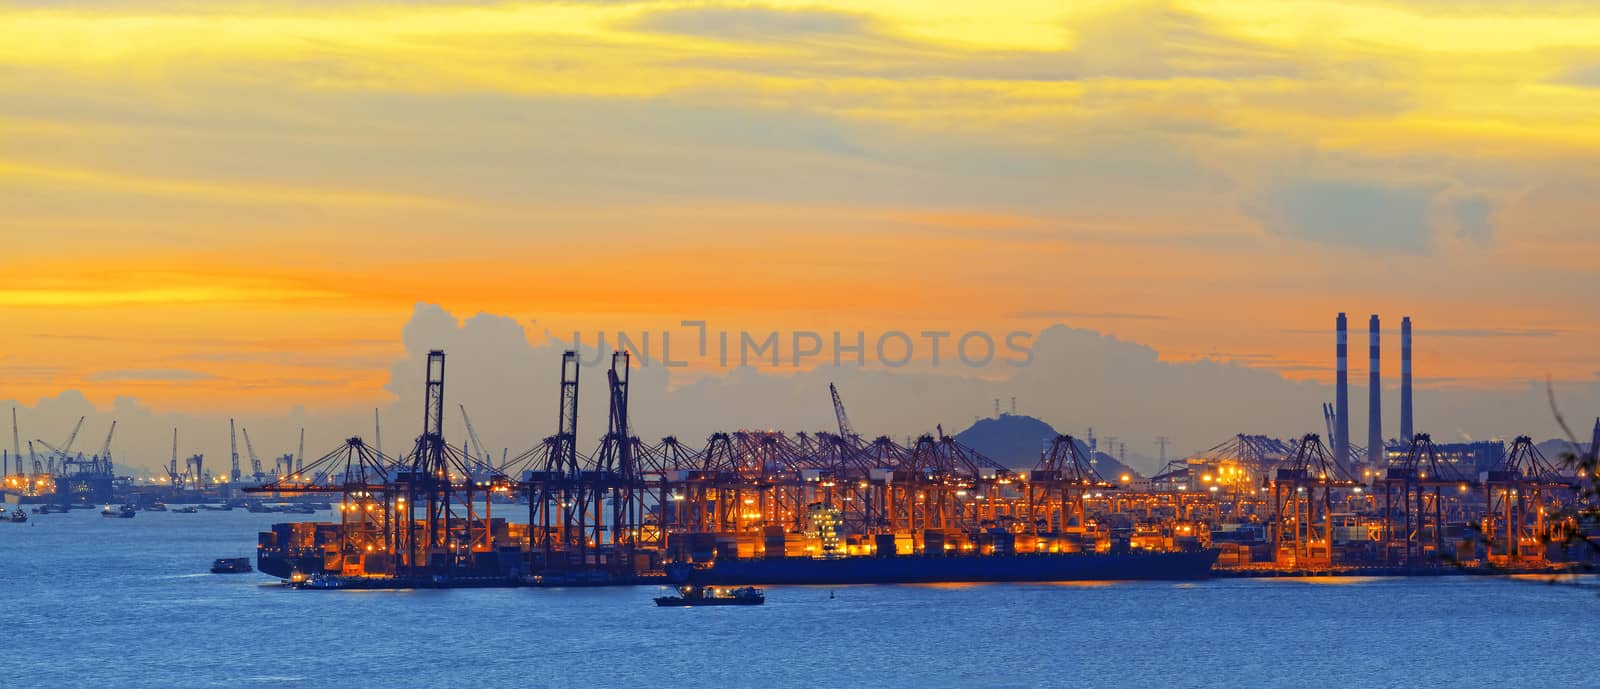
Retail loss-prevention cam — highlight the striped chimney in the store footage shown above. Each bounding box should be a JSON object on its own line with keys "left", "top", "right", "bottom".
{"left": 1335, "top": 313, "right": 1350, "bottom": 467}
{"left": 1368, "top": 315, "right": 1382, "bottom": 466}
{"left": 1400, "top": 317, "right": 1413, "bottom": 444}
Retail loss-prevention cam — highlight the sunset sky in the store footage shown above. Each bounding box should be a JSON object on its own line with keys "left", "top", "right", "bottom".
{"left": 3, "top": 0, "right": 1598, "bottom": 429}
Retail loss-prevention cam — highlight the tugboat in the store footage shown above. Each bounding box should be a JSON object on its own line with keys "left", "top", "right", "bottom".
{"left": 101, "top": 504, "right": 137, "bottom": 518}
{"left": 288, "top": 573, "right": 345, "bottom": 589}
{"left": 173, "top": 506, "right": 199, "bottom": 514}
{"left": 654, "top": 585, "right": 765, "bottom": 607}
{"left": 4, "top": 508, "right": 25, "bottom": 523}
{"left": 210, "top": 557, "right": 253, "bottom": 574}
{"left": 146, "top": 501, "right": 169, "bottom": 512}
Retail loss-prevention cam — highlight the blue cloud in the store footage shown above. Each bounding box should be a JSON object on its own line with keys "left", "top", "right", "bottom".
{"left": 1559, "top": 61, "right": 1600, "bottom": 86}
{"left": 1254, "top": 179, "right": 1436, "bottom": 253}
{"left": 628, "top": 7, "right": 869, "bottom": 40}
{"left": 1452, "top": 194, "right": 1494, "bottom": 245}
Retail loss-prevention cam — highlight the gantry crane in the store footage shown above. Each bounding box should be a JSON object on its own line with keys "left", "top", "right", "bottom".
{"left": 242, "top": 427, "right": 265, "bottom": 482}
{"left": 36, "top": 415, "right": 86, "bottom": 474}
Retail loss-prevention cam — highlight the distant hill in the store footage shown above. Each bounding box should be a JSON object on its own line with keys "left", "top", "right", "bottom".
{"left": 952, "top": 414, "right": 1144, "bottom": 479}
{"left": 1534, "top": 438, "right": 1594, "bottom": 464}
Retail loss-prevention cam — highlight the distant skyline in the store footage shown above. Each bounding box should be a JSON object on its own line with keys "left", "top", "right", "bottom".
{"left": 2, "top": 1, "right": 1597, "bottom": 466}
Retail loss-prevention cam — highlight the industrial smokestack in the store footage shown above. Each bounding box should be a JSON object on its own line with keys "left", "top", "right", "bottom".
{"left": 1335, "top": 313, "right": 1350, "bottom": 467}
{"left": 1368, "top": 315, "right": 1382, "bottom": 467}
{"left": 1400, "top": 317, "right": 1413, "bottom": 444}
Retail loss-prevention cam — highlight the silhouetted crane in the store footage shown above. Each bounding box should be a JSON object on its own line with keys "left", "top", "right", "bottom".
{"left": 98, "top": 420, "right": 116, "bottom": 460}
{"left": 229, "top": 418, "right": 241, "bottom": 483}
{"left": 829, "top": 383, "right": 859, "bottom": 444}
{"left": 167, "top": 428, "right": 183, "bottom": 486}
{"left": 36, "top": 415, "right": 86, "bottom": 474}
{"left": 460, "top": 404, "right": 489, "bottom": 464}
{"left": 242, "top": 427, "right": 265, "bottom": 482}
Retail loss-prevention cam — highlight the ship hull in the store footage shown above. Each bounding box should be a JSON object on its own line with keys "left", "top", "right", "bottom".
{"left": 258, "top": 553, "right": 323, "bottom": 579}
{"left": 655, "top": 597, "right": 763, "bottom": 606}
{"left": 672, "top": 550, "right": 1219, "bottom": 586}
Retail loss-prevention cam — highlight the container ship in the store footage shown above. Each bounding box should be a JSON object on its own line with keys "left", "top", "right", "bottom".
{"left": 255, "top": 513, "right": 1218, "bottom": 586}
{"left": 667, "top": 549, "right": 1218, "bottom": 586}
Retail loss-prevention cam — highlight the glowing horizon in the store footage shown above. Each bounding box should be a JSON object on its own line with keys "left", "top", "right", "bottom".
{"left": 2, "top": 0, "right": 1598, "bottom": 416}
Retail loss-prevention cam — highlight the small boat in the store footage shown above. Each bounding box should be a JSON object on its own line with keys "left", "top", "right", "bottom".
{"left": 282, "top": 504, "right": 315, "bottom": 514}
{"left": 173, "top": 506, "right": 198, "bottom": 514}
{"left": 146, "top": 502, "right": 169, "bottom": 512}
{"left": 287, "top": 573, "right": 344, "bottom": 590}
{"left": 5, "top": 509, "right": 25, "bottom": 523}
{"left": 211, "top": 557, "right": 253, "bottom": 574}
{"left": 101, "top": 504, "right": 136, "bottom": 518}
{"left": 654, "top": 585, "right": 765, "bottom": 607}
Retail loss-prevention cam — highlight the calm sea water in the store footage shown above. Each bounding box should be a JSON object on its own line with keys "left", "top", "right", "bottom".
{"left": 3, "top": 508, "right": 1595, "bottom": 689}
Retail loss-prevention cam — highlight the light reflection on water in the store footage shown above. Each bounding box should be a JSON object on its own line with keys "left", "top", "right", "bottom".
{"left": 6, "top": 510, "right": 1598, "bottom": 689}
{"left": 1255, "top": 575, "right": 1396, "bottom": 586}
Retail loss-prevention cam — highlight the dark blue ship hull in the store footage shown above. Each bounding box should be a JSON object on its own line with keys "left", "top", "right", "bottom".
{"left": 671, "top": 550, "right": 1219, "bottom": 586}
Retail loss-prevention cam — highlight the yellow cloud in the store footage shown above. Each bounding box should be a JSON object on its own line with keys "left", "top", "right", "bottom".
{"left": 0, "top": 286, "right": 342, "bottom": 308}
{"left": 0, "top": 161, "right": 449, "bottom": 209}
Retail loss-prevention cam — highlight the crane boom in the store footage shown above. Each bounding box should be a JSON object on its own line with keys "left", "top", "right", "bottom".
{"left": 100, "top": 420, "right": 117, "bottom": 458}
{"left": 11, "top": 407, "right": 19, "bottom": 460}
{"left": 61, "top": 415, "right": 85, "bottom": 456}
{"left": 460, "top": 404, "right": 487, "bottom": 463}
{"left": 829, "top": 382, "right": 857, "bottom": 442}
{"left": 242, "top": 427, "right": 264, "bottom": 480}
{"left": 1322, "top": 403, "right": 1337, "bottom": 450}
{"left": 228, "top": 418, "right": 241, "bottom": 482}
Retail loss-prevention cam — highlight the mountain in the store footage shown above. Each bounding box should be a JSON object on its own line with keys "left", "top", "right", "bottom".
{"left": 952, "top": 414, "right": 1143, "bottom": 479}
{"left": 1534, "top": 438, "right": 1594, "bottom": 465}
